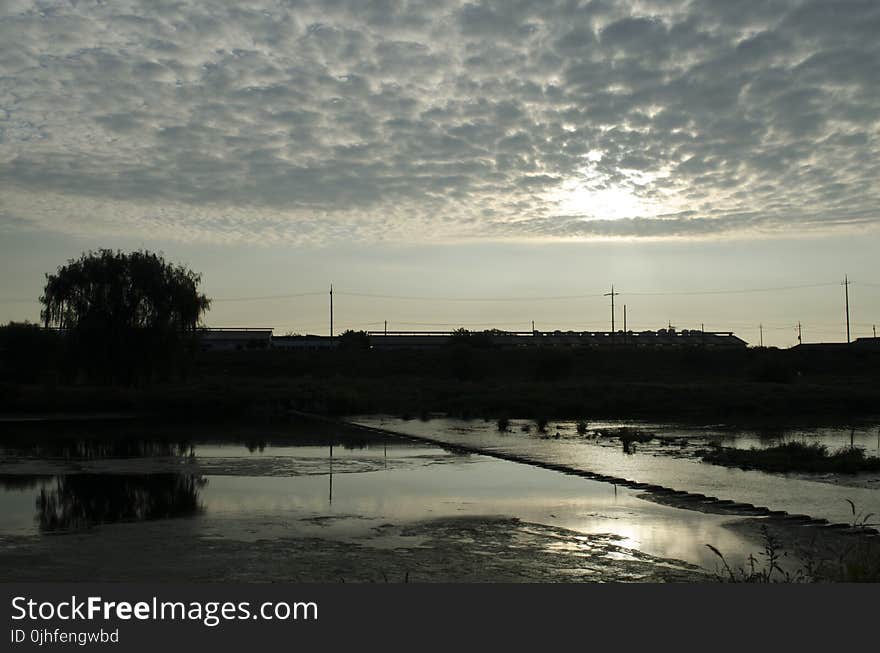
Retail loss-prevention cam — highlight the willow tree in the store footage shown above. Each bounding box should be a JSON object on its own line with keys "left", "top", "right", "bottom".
{"left": 40, "top": 250, "right": 211, "bottom": 383}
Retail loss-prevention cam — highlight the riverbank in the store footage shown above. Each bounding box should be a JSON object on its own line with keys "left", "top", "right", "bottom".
{"left": 3, "top": 346, "right": 880, "bottom": 425}
{"left": 0, "top": 515, "right": 707, "bottom": 583}
{"left": 3, "top": 375, "right": 880, "bottom": 426}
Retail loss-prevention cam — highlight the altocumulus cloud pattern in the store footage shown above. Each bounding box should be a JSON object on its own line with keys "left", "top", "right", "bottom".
{"left": 1, "top": 0, "right": 878, "bottom": 243}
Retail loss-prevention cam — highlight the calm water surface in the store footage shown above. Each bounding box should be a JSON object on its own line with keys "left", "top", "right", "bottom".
{"left": 0, "top": 428, "right": 759, "bottom": 571}
{"left": 355, "top": 417, "right": 880, "bottom": 526}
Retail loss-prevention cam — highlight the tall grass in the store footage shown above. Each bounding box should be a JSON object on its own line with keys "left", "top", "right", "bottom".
{"left": 707, "top": 503, "right": 880, "bottom": 582}
{"left": 702, "top": 441, "right": 880, "bottom": 473}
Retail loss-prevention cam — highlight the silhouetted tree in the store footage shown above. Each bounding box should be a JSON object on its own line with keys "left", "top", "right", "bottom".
{"left": 0, "top": 321, "right": 62, "bottom": 382}
{"left": 338, "top": 329, "right": 370, "bottom": 350}
{"left": 40, "top": 249, "right": 211, "bottom": 384}
{"left": 448, "top": 328, "right": 493, "bottom": 348}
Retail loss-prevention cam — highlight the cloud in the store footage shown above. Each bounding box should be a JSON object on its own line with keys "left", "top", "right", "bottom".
{"left": 0, "top": 0, "right": 878, "bottom": 244}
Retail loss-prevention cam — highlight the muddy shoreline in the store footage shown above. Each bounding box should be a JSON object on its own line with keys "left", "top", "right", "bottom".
{"left": 0, "top": 514, "right": 707, "bottom": 583}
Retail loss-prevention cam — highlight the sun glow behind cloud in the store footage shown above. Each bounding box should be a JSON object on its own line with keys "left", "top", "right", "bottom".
{"left": 554, "top": 182, "right": 657, "bottom": 221}
{"left": 548, "top": 159, "right": 682, "bottom": 223}
{"left": 1, "top": 1, "right": 880, "bottom": 244}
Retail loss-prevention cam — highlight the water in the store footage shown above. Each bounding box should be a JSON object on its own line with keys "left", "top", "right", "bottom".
{"left": 353, "top": 417, "right": 880, "bottom": 526}
{"left": 0, "top": 423, "right": 763, "bottom": 577}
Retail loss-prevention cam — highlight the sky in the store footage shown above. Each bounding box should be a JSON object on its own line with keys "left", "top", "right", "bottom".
{"left": 1, "top": 0, "right": 878, "bottom": 346}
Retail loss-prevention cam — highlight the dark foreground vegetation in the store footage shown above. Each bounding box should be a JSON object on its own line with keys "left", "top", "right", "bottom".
{"left": 709, "top": 523, "right": 880, "bottom": 583}
{"left": 702, "top": 441, "right": 880, "bottom": 474}
{"left": 3, "top": 331, "right": 880, "bottom": 424}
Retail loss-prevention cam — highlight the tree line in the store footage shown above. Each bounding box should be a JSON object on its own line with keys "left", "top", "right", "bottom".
{"left": 1, "top": 249, "right": 211, "bottom": 385}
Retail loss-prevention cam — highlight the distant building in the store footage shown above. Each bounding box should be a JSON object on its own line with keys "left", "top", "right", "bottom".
{"left": 199, "top": 328, "right": 273, "bottom": 351}
{"left": 272, "top": 335, "right": 338, "bottom": 350}
{"left": 367, "top": 329, "right": 747, "bottom": 349}
{"left": 197, "top": 327, "right": 748, "bottom": 352}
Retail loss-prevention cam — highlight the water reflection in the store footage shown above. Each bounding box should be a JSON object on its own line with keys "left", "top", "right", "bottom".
{"left": 0, "top": 433, "right": 393, "bottom": 461}
{"left": 0, "top": 439, "right": 194, "bottom": 460}
{"left": 0, "top": 439, "right": 759, "bottom": 570}
{"left": 36, "top": 473, "right": 206, "bottom": 532}
{"left": 362, "top": 416, "right": 880, "bottom": 526}
{"left": 2, "top": 418, "right": 817, "bottom": 572}
{"left": 0, "top": 475, "right": 54, "bottom": 490}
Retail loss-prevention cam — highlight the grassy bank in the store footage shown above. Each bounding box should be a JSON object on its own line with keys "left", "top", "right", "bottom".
{"left": 702, "top": 441, "right": 880, "bottom": 474}
{"left": 4, "top": 375, "right": 880, "bottom": 426}
{"left": 3, "top": 345, "right": 880, "bottom": 424}
{"left": 708, "top": 522, "right": 880, "bottom": 582}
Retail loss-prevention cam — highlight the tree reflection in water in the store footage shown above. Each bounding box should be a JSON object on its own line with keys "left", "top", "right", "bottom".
{"left": 2, "top": 439, "right": 194, "bottom": 461}
{"left": 0, "top": 475, "right": 53, "bottom": 490}
{"left": 37, "top": 473, "right": 206, "bottom": 532}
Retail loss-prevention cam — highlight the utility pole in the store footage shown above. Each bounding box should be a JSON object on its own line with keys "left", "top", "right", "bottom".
{"left": 759, "top": 323, "right": 763, "bottom": 348}
{"left": 874, "top": 324, "right": 877, "bottom": 339}
{"left": 532, "top": 320, "right": 535, "bottom": 334}
{"left": 843, "top": 275, "right": 851, "bottom": 343}
{"left": 329, "top": 283, "right": 334, "bottom": 338}
{"left": 604, "top": 285, "right": 619, "bottom": 339}
{"left": 798, "top": 321, "right": 802, "bottom": 345}
{"left": 623, "top": 304, "right": 627, "bottom": 345}
{"left": 384, "top": 320, "right": 387, "bottom": 336}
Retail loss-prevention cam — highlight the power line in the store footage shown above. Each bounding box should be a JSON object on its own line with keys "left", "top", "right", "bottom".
{"left": 0, "top": 280, "right": 868, "bottom": 306}
{"left": 22, "top": 280, "right": 841, "bottom": 306}
{"left": 370, "top": 320, "right": 560, "bottom": 327}
{"left": 334, "top": 291, "right": 605, "bottom": 302}
{"left": 332, "top": 282, "right": 843, "bottom": 302}
{"left": 626, "top": 282, "right": 839, "bottom": 297}
{"left": 212, "top": 291, "right": 325, "bottom": 302}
